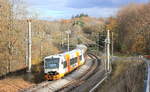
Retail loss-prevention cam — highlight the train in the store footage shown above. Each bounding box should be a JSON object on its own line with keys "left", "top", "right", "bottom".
{"left": 44, "top": 44, "right": 87, "bottom": 80}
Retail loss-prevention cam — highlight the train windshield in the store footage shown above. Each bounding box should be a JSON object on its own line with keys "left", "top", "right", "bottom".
{"left": 45, "top": 58, "right": 59, "bottom": 69}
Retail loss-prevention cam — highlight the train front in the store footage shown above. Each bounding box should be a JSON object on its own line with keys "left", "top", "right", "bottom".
{"left": 44, "top": 56, "right": 61, "bottom": 80}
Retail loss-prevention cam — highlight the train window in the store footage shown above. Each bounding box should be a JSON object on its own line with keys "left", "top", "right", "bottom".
{"left": 70, "top": 57, "right": 78, "bottom": 65}
{"left": 45, "top": 58, "right": 59, "bottom": 69}
{"left": 70, "top": 59, "right": 74, "bottom": 65}
{"left": 79, "top": 55, "right": 82, "bottom": 61}
{"left": 64, "top": 61, "right": 67, "bottom": 68}
{"left": 74, "top": 57, "right": 77, "bottom": 63}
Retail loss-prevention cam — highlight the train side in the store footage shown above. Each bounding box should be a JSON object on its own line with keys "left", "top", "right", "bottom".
{"left": 44, "top": 45, "right": 87, "bottom": 80}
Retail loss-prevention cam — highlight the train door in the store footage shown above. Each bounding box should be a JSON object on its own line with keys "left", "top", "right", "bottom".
{"left": 59, "top": 57, "right": 64, "bottom": 73}
{"left": 65, "top": 54, "right": 71, "bottom": 72}
{"left": 76, "top": 51, "right": 80, "bottom": 66}
{"left": 80, "top": 50, "right": 85, "bottom": 64}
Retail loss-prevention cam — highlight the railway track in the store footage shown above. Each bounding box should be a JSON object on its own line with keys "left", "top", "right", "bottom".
{"left": 55, "top": 53, "right": 100, "bottom": 92}
{"left": 21, "top": 53, "right": 102, "bottom": 92}
{"left": 68, "top": 54, "right": 106, "bottom": 92}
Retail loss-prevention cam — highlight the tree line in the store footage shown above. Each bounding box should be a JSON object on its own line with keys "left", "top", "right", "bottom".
{"left": 107, "top": 3, "right": 150, "bottom": 55}
{"left": 0, "top": 0, "right": 149, "bottom": 77}
{"left": 0, "top": 0, "right": 104, "bottom": 76}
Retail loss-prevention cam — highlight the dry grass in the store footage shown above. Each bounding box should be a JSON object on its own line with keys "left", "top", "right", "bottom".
{"left": 96, "top": 59, "right": 146, "bottom": 92}
{"left": 112, "top": 59, "right": 143, "bottom": 79}
{"left": 0, "top": 77, "right": 34, "bottom": 92}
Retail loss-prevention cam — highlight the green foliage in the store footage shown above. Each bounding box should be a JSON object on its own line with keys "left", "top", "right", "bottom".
{"left": 72, "top": 13, "right": 88, "bottom": 18}
{"left": 73, "top": 20, "right": 84, "bottom": 27}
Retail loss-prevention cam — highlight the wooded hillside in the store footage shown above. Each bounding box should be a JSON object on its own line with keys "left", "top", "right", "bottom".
{"left": 0, "top": 0, "right": 149, "bottom": 76}
{"left": 0, "top": 0, "right": 104, "bottom": 76}
{"left": 109, "top": 3, "right": 150, "bottom": 55}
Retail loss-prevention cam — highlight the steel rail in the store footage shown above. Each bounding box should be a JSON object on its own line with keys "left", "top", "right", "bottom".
{"left": 21, "top": 53, "right": 96, "bottom": 92}
{"left": 56, "top": 53, "right": 100, "bottom": 92}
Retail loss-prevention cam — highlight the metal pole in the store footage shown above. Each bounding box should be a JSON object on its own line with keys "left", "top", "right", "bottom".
{"left": 67, "top": 32, "right": 70, "bottom": 51}
{"left": 111, "top": 31, "right": 113, "bottom": 57}
{"left": 66, "top": 30, "right": 71, "bottom": 51}
{"left": 104, "top": 39, "right": 107, "bottom": 71}
{"left": 28, "top": 20, "right": 32, "bottom": 72}
{"left": 25, "top": 37, "right": 28, "bottom": 66}
{"left": 107, "top": 30, "right": 110, "bottom": 71}
{"left": 61, "top": 32, "right": 63, "bottom": 47}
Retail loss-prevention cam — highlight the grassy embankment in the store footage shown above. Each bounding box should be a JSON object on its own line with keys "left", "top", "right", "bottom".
{"left": 96, "top": 59, "right": 146, "bottom": 92}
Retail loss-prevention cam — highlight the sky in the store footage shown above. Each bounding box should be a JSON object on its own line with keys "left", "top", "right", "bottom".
{"left": 25, "top": 0, "right": 149, "bottom": 20}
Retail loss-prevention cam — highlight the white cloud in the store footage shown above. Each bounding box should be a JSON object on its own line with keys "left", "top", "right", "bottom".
{"left": 25, "top": 0, "right": 120, "bottom": 20}
{"left": 66, "top": 7, "right": 119, "bottom": 18}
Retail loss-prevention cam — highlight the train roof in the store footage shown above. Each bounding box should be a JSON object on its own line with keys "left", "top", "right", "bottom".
{"left": 44, "top": 48, "right": 81, "bottom": 59}
{"left": 44, "top": 44, "right": 87, "bottom": 59}
{"left": 62, "top": 48, "right": 81, "bottom": 55}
